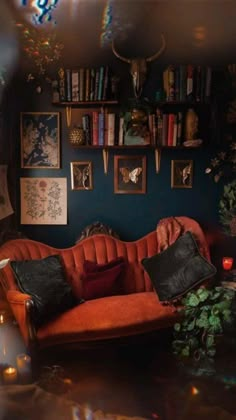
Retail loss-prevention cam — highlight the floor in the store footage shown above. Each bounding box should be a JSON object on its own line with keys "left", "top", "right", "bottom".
{"left": 1, "top": 301, "right": 236, "bottom": 419}
{"left": 35, "top": 334, "right": 236, "bottom": 420}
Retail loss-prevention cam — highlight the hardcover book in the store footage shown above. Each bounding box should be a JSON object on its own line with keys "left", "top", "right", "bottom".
{"left": 107, "top": 113, "right": 115, "bottom": 146}
{"left": 79, "top": 68, "right": 85, "bottom": 101}
{"left": 92, "top": 111, "right": 99, "bottom": 145}
{"left": 72, "top": 70, "right": 79, "bottom": 102}
{"left": 98, "top": 111, "right": 105, "bottom": 145}
{"left": 98, "top": 66, "right": 105, "bottom": 101}
{"left": 66, "top": 69, "right": 72, "bottom": 102}
{"left": 58, "top": 67, "right": 66, "bottom": 102}
{"left": 82, "top": 114, "right": 92, "bottom": 145}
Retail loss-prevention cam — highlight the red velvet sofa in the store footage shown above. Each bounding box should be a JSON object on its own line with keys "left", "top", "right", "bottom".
{"left": 0, "top": 216, "right": 211, "bottom": 354}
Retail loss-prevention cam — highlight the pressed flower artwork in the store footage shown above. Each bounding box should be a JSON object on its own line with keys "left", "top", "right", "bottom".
{"left": 20, "top": 177, "right": 67, "bottom": 225}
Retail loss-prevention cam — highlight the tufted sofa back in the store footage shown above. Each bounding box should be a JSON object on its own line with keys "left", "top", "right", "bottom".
{"left": 0, "top": 216, "right": 211, "bottom": 296}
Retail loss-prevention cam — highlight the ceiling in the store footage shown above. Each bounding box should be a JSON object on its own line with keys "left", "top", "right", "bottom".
{"left": 1, "top": 0, "right": 236, "bottom": 84}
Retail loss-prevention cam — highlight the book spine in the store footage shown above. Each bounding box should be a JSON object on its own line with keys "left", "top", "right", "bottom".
{"left": 195, "top": 65, "right": 202, "bottom": 102}
{"left": 58, "top": 67, "right": 66, "bottom": 101}
{"left": 66, "top": 69, "right": 72, "bottom": 102}
{"left": 174, "top": 66, "right": 180, "bottom": 101}
{"left": 94, "top": 68, "right": 100, "bottom": 101}
{"left": 98, "top": 111, "right": 105, "bottom": 145}
{"left": 71, "top": 70, "right": 79, "bottom": 102}
{"left": 168, "top": 65, "right": 175, "bottom": 102}
{"left": 186, "top": 64, "right": 194, "bottom": 99}
{"left": 163, "top": 67, "right": 169, "bottom": 101}
{"left": 177, "top": 111, "right": 183, "bottom": 146}
{"left": 205, "top": 66, "right": 212, "bottom": 101}
{"left": 156, "top": 108, "right": 163, "bottom": 146}
{"left": 92, "top": 111, "right": 99, "bottom": 145}
{"left": 107, "top": 113, "right": 115, "bottom": 146}
{"left": 85, "top": 68, "right": 90, "bottom": 101}
{"left": 98, "top": 66, "right": 104, "bottom": 101}
{"left": 179, "top": 65, "right": 187, "bottom": 101}
{"left": 79, "top": 68, "right": 85, "bottom": 101}
{"left": 102, "top": 65, "right": 109, "bottom": 100}
{"left": 162, "top": 113, "right": 168, "bottom": 146}
{"left": 167, "top": 113, "right": 175, "bottom": 146}
{"left": 118, "top": 116, "right": 124, "bottom": 146}
{"left": 82, "top": 114, "right": 92, "bottom": 145}
{"left": 90, "top": 68, "right": 95, "bottom": 101}
{"left": 172, "top": 114, "right": 178, "bottom": 146}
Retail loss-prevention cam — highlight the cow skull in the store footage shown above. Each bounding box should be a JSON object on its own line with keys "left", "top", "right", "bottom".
{"left": 112, "top": 35, "right": 166, "bottom": 99}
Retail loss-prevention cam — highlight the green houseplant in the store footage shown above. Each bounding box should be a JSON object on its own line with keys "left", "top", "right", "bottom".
{"left": 172, "top": 286, "right": 236, "bottom": 373}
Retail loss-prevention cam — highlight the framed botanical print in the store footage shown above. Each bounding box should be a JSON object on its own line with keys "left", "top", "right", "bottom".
{"left": 171, "top": 159, "right": 193, "bottom": 188}
{"left": 70, "top": 161, "right": 93, "bottom": 190}
{"left": 114, "top": 155, "right": 146, "bottom": 194}
{"left": 20, "top": 112, "right": 60, "bottom": 169}
{"left": 20, "top": 177, "right": 67, "bottom": 225}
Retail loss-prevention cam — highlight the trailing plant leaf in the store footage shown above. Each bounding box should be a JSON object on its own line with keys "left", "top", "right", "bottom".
{"left": 187, "top": 294, "right": 200, "bottom": 307}
{"left": 172, "top": 286, "right": 236, "bottom": 362}
{"left": 197, "top": 288, "right": 210, "bottom": 301}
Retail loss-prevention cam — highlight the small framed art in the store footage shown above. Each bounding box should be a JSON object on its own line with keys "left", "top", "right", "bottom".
{"left": 114, "top": 155, "right": 146, "bottom": 194}
{"left": 20, "top": 112, "right": 60, "bottom": 169}
{"left": 70, "top": 161, "right": 93, "bottom": 190}
{"left": 171, "top": 159, "right": 193, "bottom": 188}
{"left": 20, "top": 177, "right": 67, "bottom": 225}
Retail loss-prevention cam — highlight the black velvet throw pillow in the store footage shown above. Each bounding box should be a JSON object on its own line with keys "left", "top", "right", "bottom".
{"left": 141, "top": 231, "right": 217, "bottom": 302}
{"left": 10, "top": 255, "right": 82, "bottom": 328}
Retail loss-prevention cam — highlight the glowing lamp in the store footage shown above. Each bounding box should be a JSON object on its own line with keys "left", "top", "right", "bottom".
{"left": 222, "top": 257, "right": 234, "bottom": 271}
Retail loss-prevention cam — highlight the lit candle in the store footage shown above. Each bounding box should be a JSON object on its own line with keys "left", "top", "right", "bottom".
{"left": 222, "top": 257, "right": 234, "bottom": 271}
{"left": 0, "top": 312, "right": 4, "bottom": 324}
{"left": 16, "top": 353, "right": 32, "bottom": 383}
{"left": 3, "top": 366, "right": 18, "bottom": 384}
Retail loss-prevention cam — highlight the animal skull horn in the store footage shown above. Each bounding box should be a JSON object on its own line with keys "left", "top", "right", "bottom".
{"left": 112, "top": 34, "right": 166, "bottom": 99}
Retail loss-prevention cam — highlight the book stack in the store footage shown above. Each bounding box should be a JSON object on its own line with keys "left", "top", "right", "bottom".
{"left": 80, "top": 112, "right": 118, "bottom": 146}
{"left": 149, "top": 110, "right": 183, "bottom": 146}
{"left": 163, "top": 65, "right": 212, "bottom": 103}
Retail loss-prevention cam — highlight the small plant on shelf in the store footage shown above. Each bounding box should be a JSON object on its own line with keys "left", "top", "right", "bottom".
{"left": 172, "top": 286, "right": 235, "bottom": 365}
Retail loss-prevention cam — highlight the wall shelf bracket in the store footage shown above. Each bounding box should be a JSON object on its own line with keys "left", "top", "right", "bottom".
{"left": 102, "top": 149, "right": 109, "bottom": 174}
{"left": 155, "top": 148, "right": 161, "bottom": 174}
{"left": 66, "top": 106, "right": 72, "bottom": 127}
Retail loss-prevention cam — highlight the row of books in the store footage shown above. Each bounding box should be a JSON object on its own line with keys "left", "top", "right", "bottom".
{"left": 80, "top": 110, "right": 188, "bottom": 147}
{"left": 163, "top": 65, "right": 212, "bottom": 103}
{"left": 55, "top": 66, "right": 116, "bottom": 103}
{"left": 81, "top": 112, "right": 121, "bottom": 146}
{"left": 148, "top": 111, "right": 184, "bottom": 147}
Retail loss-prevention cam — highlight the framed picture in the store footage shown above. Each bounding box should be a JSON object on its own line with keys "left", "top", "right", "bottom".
{"left": 20, "top": 177, "right": 67, "bottom": 225}
{"left": 114, "top": 155, "right": 146, "bottom": 194}
{"left": 20, "top": 112, "right": 60, "bottom": 169}
{"left": 171, "top": 159, "right": 193, "bottom": 188}
{"left": 70, "top": 161, "right": 93, "bottom": 190}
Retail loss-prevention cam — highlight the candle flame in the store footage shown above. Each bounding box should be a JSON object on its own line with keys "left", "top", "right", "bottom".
{"left": 191, "top": 385, "right": 199, "bottom": 395}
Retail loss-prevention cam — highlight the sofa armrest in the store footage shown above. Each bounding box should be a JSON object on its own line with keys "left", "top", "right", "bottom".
{"left": 6, "top": 290, "right": 38, "bottom": 351}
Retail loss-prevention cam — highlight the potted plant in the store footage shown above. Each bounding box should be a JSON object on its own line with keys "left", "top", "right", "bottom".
{"left": 172, "top": 286, "right": 236, "bottom": 375}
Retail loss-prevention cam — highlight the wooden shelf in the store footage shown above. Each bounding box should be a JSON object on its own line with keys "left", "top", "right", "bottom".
{"left": 53, "top": 100, "right": 119, "bottom": 106}
{"left": 68, "top": 144, "right": 203, "bottom": 150}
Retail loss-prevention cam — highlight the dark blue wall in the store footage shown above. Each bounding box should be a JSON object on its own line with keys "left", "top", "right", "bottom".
{"left": 12, "top": 69, "right": 223, "bottom": 250}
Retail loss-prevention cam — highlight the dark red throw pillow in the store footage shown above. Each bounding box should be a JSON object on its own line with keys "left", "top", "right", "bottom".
{"left": 81, "top": 257, "right": 126, "bottom": 300}
{"left": 83, "top": 257, "right": 125, "bottom": 273}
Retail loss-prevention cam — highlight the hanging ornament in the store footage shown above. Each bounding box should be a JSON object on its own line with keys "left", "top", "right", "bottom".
{"left": 16, "top": 21, "right": 64, "bottom": 83}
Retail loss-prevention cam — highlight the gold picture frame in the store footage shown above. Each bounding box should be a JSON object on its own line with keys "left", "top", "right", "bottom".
{"left": 70, "top": 161, "right": 93, "bottom": 191}
{"left": 20, "top": 112, "right": 60, "bottom": 169}
{"left": 114, "top": 155, "right": 146, "bottom": 194}
{"left": 171, "top": 159, "right": 193, "bottom": 189}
